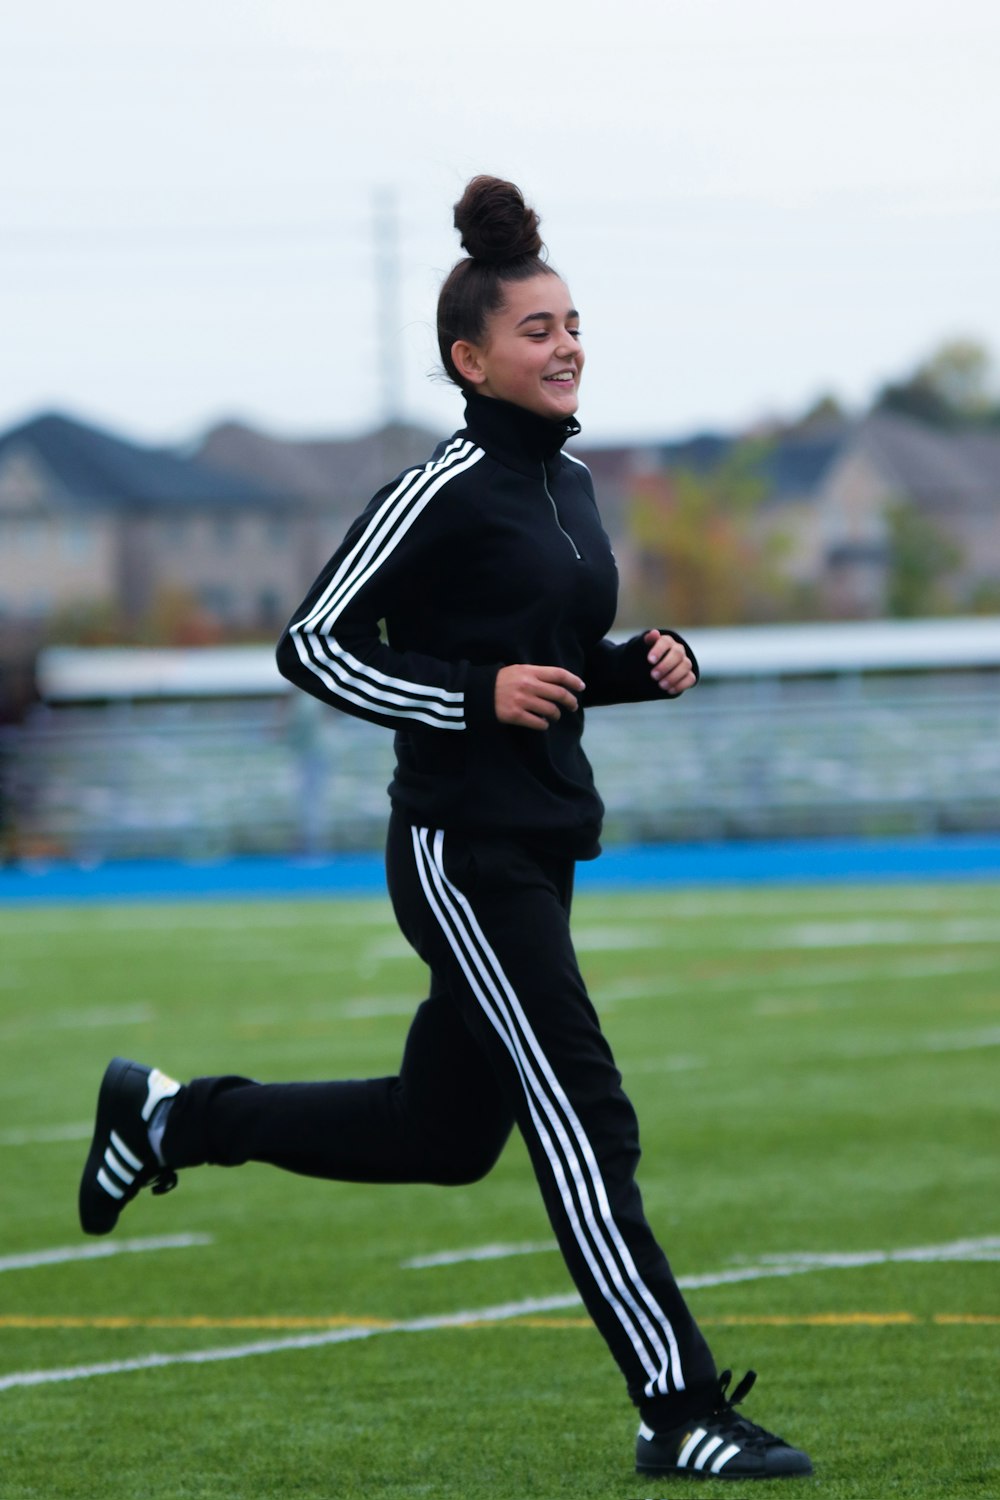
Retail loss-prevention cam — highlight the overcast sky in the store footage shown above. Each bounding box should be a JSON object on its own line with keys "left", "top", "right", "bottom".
{"left": 3, "top": 0, "right": 998, "bottom": 448}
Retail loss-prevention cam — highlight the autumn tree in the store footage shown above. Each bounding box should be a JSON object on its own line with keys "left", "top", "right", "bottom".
{"left": 625, "top": 443, "right": 792, "bottom": 626}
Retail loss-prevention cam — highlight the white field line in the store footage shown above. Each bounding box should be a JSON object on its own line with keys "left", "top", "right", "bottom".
{"left": 619, "top": 1023, "right": 1000, "bottom": 1075}
{"left": 2, "top": 1235, "right": 998, "bottom": 1394}
{"left": 677, "top": 1236, "right": 1000, "bottom": 1290}
{"left": 0, "top": 1234, "right": 212, "bottom": 1275}
{"left": 402, "top": 1241, "right": 557, "bottom": 1269}
{"left": 339, "top": 997, "right": 426, "bottom": 1019}
{"left": 576, "top": 917, "right": 1000, "bottom": 951}
{"left": 236, "top": 994, "right": 416, "bottom": 1026}
{"left": 0, "top": 1004, "right": 153, "bottom": 1043}
{"left": 572, "top": 927, "right": 665, "bottom": 952}
{"left": 402, "top": 1234, "right": 1000, "bottom": 1277}
{"left": 0, "top": 1123, "right": 93, "bottom": 1147}
{"left": 596, "top": 954, "right": 999, "bottom": 1009}
{"left": 754, "top": 918, "right": 1000, "bottom": 949}
{"left": 603, "top": 893, "right": 1000, "bottom": 920}
{"left": 0, "top": 906, "right": 395, "bottom": 935}
{"left": 0, "top": 1293, "right": 580, "bottom": 1393}
{"left": 8, "top": 1017, "right": 997, "bottom": 1152}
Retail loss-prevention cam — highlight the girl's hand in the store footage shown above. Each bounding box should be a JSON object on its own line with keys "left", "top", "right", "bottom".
{"left": 495, "top": 664, "right": 586, "bottom": 729}
{"left": 644, "top": 630, "right": 697, "bottom": 695}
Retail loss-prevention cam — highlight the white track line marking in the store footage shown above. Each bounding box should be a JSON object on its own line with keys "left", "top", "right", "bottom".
{"left": 0, "top": 1005, "right": 153, "bottom": 1043}
{"left": 0, "top": 1293, "right": 580, "bottom": 1393}
{"left": 758, "top": 918, "right": 1000, "bottom": 949}
{"left": 619, "top": 1024, "right": 1000, "bottom": 1075}
{"left": 402, "top": 1233, "right": 1000, "bottom": 1277}
{"left": 0, "top": 1123, "right": 92, "bottom": 1147}
{"left": 402, "top": 1241, "right": 557, "bottom": 1269}
{"left": 2, "top": 1235, "right": 996, "bottom": 1393}
{"left": 0, "top": 1234, "right": 212, "bottom": 1275}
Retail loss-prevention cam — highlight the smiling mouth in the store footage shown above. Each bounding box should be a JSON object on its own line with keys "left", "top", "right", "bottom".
{"left": 544, "top": 372, "right": 575, "bottom": 383}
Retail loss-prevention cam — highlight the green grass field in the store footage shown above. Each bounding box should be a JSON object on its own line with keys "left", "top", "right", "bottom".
{"left": 1, "top": 880, "right": 997, "bottom": 1499}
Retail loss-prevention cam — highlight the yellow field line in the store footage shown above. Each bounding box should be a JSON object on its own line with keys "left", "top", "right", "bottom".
{"left": 0, "top": 1312, "right": 994, "bottom": 1330}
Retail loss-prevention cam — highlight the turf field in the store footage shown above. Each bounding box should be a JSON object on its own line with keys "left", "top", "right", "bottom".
{"left": 1, "top": 881, "right": 997, "bottom": 1499}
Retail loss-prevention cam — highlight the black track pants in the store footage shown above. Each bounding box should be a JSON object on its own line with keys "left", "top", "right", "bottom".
{"left": 164, "top": 813, "right": 717, "bottom": 1416}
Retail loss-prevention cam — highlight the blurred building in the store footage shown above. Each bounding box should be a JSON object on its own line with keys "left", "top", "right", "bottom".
{"left": 0, "top": 412, "right": 308, "bottom": 633}
{"left": 565, "top": 413, "right": 1000, "bottom": 621}
{"left": 1, "top": 406, "right": 997, "bottom": 646}
{"left": 757, "top": 413, "right": 1000, "bottom": 616}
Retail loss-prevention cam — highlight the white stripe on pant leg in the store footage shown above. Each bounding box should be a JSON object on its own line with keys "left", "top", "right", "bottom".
{"left": 412, "top": 827, "right": 683, "bottom": 1397}
{"left": 421, "top": 830, "right": 686, "bottom": 1397}
{"left": 415, "top": 828, "right": 682, "bottom": 1397}
{"left": 410, "top": 830, "right": 663, "bottom": 1391}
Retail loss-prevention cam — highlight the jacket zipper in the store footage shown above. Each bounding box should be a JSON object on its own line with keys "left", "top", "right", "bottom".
{"left": 542, "top": 465, "right": 581, "bottom": 560}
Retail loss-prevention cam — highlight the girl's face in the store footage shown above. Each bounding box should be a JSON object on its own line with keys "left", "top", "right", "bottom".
{"left": 453, "top": 272, "right": 584, "bottom": 421}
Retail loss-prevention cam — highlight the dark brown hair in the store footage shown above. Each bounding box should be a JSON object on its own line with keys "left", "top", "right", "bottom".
{"left": 437, "top": 175, "right": 557, "bottom": 390}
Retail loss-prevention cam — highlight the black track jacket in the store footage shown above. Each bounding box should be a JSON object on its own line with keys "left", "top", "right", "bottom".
{"left": 276, "top": 391, "right": 697, "bottom": 859}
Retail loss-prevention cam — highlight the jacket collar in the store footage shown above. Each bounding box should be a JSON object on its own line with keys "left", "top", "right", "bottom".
{"left": 461, "top": 390, "right": 581, "bottom": 477}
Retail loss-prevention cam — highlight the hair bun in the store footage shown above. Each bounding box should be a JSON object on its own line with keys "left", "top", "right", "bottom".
{"left": 453, "top": 175, "right": 545, "bottom": 264}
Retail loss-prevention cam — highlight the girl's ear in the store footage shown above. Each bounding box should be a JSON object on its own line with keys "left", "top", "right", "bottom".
{"left": 451, "top": 340, "right": 487, "bottom": 387}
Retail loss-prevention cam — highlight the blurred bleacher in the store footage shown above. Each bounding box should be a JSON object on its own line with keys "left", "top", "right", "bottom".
{"left": 2, "top": 619, "right": 999, "bottom": 861}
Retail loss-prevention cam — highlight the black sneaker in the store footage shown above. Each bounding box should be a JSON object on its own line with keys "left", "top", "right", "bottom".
{"left": 79, "top": 1057, "right": 182, "bottom": 1236}
{"left": 636, "top": 1370, "right": 813, "bottom": 1480}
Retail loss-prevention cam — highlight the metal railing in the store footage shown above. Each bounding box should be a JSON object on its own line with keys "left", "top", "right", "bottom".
{"left": 3, "top": 670, "right": 998, "bottom": 860}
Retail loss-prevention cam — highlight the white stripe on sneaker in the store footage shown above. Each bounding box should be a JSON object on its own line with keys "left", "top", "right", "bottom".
{"left": 711, "top": 1442, "right": 742, "bottom": 1473}
{"left": 103, "top": 1148, "right": 135, "bottom": 1186}
{"left": 692, "top": 1434, "right": 725, "bottom": 1470}
{"left": 677, "top": 1427, "right": 708, "bottom": 1467}
{"left": 96, "top": 1167, "right": 125, "bottom": 1201}
{"left": 109, "top": 1131, "right": 143, "bottom": 1172}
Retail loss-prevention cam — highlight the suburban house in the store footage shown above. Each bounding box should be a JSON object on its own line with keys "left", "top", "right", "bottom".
{"left": 192, "top": 417, "right": 444, "bottom": 567}
{"left": 0, "top": 406, "right": 996, "bottom": 642}
{"left": 0, "top": 412, "right": 309, "bottom": 633}
{"left": 650, "top": 412, "right": 1000, "bottom": 618}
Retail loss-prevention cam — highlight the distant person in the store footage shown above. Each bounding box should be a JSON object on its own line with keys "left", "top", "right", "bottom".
{"left": 79, "top": 175, "right": 812, "bottom": 1482}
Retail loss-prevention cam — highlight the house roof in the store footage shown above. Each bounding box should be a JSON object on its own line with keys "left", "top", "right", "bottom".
{"left": 194, "top": 418, "right": 445, "bottom": 509}
{"left": 858, "top": 413, "right": 1000, "bottom": 513}
{"left": 0, "top": 411, "right": 287, "bottom": 512}
{"left": 655, "top": 426, "right": 847, "bottom": 503}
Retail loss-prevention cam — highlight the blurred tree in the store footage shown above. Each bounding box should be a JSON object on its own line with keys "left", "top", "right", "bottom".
{"left": 885, "top": 501, "right": 962, "bottom": 617}
{"left": 626, "top": 443, "right": 793, "bottom": 625}
{"left": 790, "top": 392, "right": 848, "bottom": 430}
{"left": 139, "top": 587, "right": 225, "bottom": 647}
{"left": 874, "top": 339, "right": 998, "bottom": 426}
{"left": 44, "top": 589, "right": 226, "bottom": 646}
{"left": 44, "top": 599, "right": 125, "bottom": 645}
